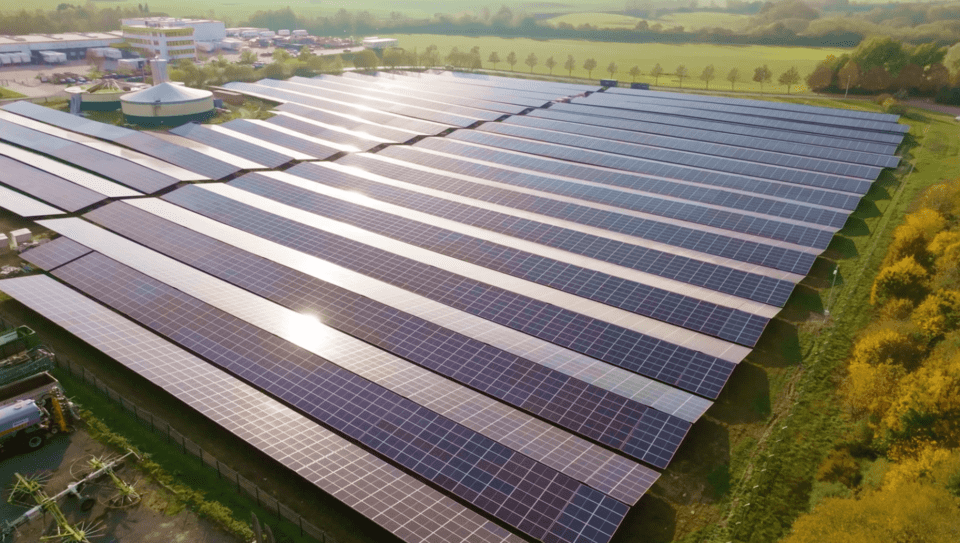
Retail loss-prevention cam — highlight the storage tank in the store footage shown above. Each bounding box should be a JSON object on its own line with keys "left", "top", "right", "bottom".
{"left": 65, "top": 79, "right": 145, "bottom": 111}
{"left": 121, "top": 82, "right": 214, "bottom": 127}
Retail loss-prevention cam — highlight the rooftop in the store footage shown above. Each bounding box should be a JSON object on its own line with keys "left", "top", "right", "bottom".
{"left": 0, "top": 32, "right": 122, "bottom": 46}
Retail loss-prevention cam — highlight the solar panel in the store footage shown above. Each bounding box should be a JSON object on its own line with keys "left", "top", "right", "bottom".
{"left": 20, "top": 237, "right": 91, "bottom": 270}
{"left": 291, "top": 75, "right": 536, "bottom": 113}
{"left": 0, "top": 118, "right": 185, "bottom": 192}
{"left": 503, "top": 115, "right": 883, "bottom": 180}
{"left": 150, "top": 132, "right": 268, "bottom": 170}
{"left": 370, "top": 147, "right": 820, "bottom": 275}
{"left": 0, "top": 275, "right": 528, "bottom": 543}
{"left": 127, "top": 196, "right": 713, "bottom": 424}
{"left": 478, "top": 122, "right": 874, "bottom": 193}
{"left": 550, "top": 102, "right": 899, "bottom": 156}
{"left": 216, "top": 120, "right": 338, "bottom": 158}
{"left": 582, "top": 92, "right": 908, "bottom": 135}
{"left": 86, "top": 200, "right": 683, "bottom": 473}
{"left": 305, "top": 159, "right": 796, "bottom": 307}
{"left": 111, "top": 132, "right": 242, "bottom": 179}
{"left": 340, "top": 73, "right": 554, "bottom": 108}
{"left": 222, "top": 82, "right": 452, "bottom": 134}
{"left": 254, "top": 79, "right": 486, "bottom": 127}
{"left": 416, "top": 137, "right": 839, "bottom": 250}
{"left": 575, "top": 95, "right": 907, "bottom": 144}
{"left": 2, "top": 100, "right": 131, "bottom": 140}
{"left": 430, "top": 71, "right": 601, "bottom": 94}
{"left": 264, "top": 114, "right": 388, "bottom": 150}
{"left": 0, "top": 155, "right": 105, "bottom": 212}
{"left": 0, "top": 184, "right": 64, "bottom": 217}
{"left": 603, "top": 87, "right": 899, "bottom": 123}
{"left": 273, "top": 103, "right": 422, "bottom": 143}
{"left": 0, "top": 142, "right": 141, "bottom": 198}
{"left": 44, "top": 236, "right": 632, "bottom": 543}
{"left": 159, "top": 185, "right": 742, "bottom": 398}
{"left": 525, "top": 108, "right": 900, "bottom": 169}
{"left": 168, "top": 123, "right": 298, "bottom": 169}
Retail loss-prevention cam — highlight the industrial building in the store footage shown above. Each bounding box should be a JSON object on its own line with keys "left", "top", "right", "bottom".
{"left": 121, "top": 17, "right": 228, "bottom": 60}
{"left": 0, "top": 32, "right": 123, "bottom": 65}
{"left": 120, "top": 82, "right": 214, "bottom": 126}
{"left": 362, "top": 36, "right": 398, "bottom": 49}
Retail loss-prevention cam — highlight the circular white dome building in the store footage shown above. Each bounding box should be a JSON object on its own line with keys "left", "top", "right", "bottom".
{"left": 65, "top": 79, "right": 146, "bottom": 111}
{"left": 120, "top": 82, "right": 214, "bottom": 127}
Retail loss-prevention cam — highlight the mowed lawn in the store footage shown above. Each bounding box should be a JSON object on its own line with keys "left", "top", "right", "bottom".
{"left": 385, "top": 34, "right": 848, "bottom": 93}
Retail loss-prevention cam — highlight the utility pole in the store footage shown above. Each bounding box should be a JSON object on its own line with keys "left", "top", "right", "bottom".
{"left": 825, "top": 265, "right": 839, "bottom": 317}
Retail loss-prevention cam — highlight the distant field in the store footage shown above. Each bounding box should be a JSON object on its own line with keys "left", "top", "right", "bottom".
{"left": 546, "top": 11, "right": 752, "bottom": 32}
{"left": 386, "top": 34, "right": 847, "bottom": 93}
{"left": 0, "top": 87, "right": 25, "bottom": 99}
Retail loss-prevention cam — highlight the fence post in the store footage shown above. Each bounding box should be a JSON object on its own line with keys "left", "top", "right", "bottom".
{"left": 236, "top": 472, "right": 241, "bottom": 493}
{"left": 255, "top": 486, "right": 260, "bottom": 506}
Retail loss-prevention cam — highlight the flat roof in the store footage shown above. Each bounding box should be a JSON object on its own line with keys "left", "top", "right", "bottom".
{"left": 0, "top": 32, "right": 122, "bottom": 46}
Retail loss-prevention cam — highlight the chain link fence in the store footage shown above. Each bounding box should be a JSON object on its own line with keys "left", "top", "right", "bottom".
{"left": 53, "top": 354, "right": 336, "bottom": 543}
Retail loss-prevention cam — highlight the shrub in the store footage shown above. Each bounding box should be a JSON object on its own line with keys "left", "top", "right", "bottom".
{"left": 851, "top": 328, "right": 921, "bottom": 367}
{"left": 881, "top": 98, "right": 907, "bottom": 115}
{"left": 875, "top": 92, "right": 894, "bottom": 104}
{"left": 912, "top": 290, "right": 960, "bottom": 340}
{"left": 884, "top": 209, "right": 947, "bottom": 267}
{"left": 871, "top": 256, "right": 929, "bottom": 305}
{"left": 879, "top": 297, "right": 916, "bottom": 320}
{"left": 816, "top": 449, "right": 862, "bottom": 487}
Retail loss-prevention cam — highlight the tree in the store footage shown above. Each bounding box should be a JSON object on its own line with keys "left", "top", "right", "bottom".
{"left": 851, "top": 36, "right": 910, "bottom": 78}
{"left": 297, "top": 46, "right": 313, "bottom": 62}
{"left": 606, "top": 62, "right": 618, "bottom": 79}
{"left": 726, "top": 67, "right": 740, "bottom": 90}
{"left": 651, "top": 63, "right": 664, "bottom": 85}
{"left": 564, "top": 55, "right": 575, "bottom": 76}
{"left": 583, "top": 58, "right": 597, "bottom": 78}
{"left": 525, "top": 52, "right": 538, "bottom": 73}
{"left": 628, "top": 65, "right": 641, "bottom": 82}
{"left": 699, "top": 64, "right": 715, "bottom": 89}
{"left": 506, "top": 51, "right": 517, "bottom": 71}
{"left": 383, "top": 47, "right": 404, "bottom": 69}
{"left": 488, "top": 51, "right": 500, "bottom": 70}
{"left": 421, "top": 45, "right": 439, "bottom": 68}
{"left": 675, "top": 64, "right": 688, "bottom": 88}
{"left": 779, "top": 66, "right": 801, "bottom": 94}
{"left": 911, "top": 43, "right": 947, "bottom": 69}
{"left": 782, "top": 482, "right": 960, "bottom": 543}
{"left": 353, "top": 49, "right": 379, "bottom": 70}
{"left": 859, "top": 66, "right": 893, "bottom": 93}
{"left": 920, "top": 63, "right": 950, "bottom": 94}
{"left": 807, "top": 63, "right": 835, "bottom": 91}
{"left": 272, "top": 48, "right": 291, "bottom": 63}
{"left": 753, "top": 64, "right": 772, "bottom": 92}
{"left": 239, "top": 50, "right": 257, "bottom": 65}
{"left": 838, "top": 61, "right": 861, "bottom": 96}
{"left": 545, "top": 56, "right": 556, "bottom": 75}
{"left": 871, "top": 256, "right": 929, "bottom": 305}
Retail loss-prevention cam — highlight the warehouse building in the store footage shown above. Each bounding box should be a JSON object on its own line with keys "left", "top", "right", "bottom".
{"left": 0, "top": 32, "right": 123, "bottom": 65}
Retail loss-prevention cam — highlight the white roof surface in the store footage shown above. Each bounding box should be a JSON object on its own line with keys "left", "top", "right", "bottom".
{"left": 121, "top": 82, "right": 212, "bottom": 104}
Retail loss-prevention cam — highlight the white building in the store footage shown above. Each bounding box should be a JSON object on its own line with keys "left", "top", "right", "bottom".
{"left": 0, "top": 32, "right": 123, "bottom": 64}
{"left": 122, "top": 17, "right": 226, "bottom": 60}
{"left": 362, "top": 37, "right": 398, "bottom": 49}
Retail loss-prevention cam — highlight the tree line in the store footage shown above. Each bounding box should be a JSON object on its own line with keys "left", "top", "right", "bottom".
{"left": 782, "top": 180, "right": 960, "bottom": 542}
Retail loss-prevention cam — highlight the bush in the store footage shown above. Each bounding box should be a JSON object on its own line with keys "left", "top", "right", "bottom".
{"left": 912, "top": 290, "right": 960, "bottom": 340}
{"left": 875, "top": 92, "right": 894, "bottom": 104}
{"left": 879, "top": 298, "right": 916, "bottom": 320}
{"left": 807, "top": 481, "right": 852, "bottom": 510}
{"left": 871, "top": 256, "right": 929, "bottom": 305}
{"left": 884, "top": 209, "right": 947, "bottom": 267}
{"left": 882, "top": 98, "right": 907, "bottom": 115}
{"left": 851, "top": 328, "right": 921, "bottom": 367}
{"left": 816, "top": 449, "right": 862, "bottom": 487}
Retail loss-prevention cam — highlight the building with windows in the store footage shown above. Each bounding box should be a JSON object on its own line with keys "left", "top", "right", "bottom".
{"left": 121, "top": 18, "right": 225, "bottom": 60}
{"left": 0, "top": 32, "right": 123, "bottom": 65}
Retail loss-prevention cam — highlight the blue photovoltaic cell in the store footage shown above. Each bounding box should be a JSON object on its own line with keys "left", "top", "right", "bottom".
{"left": 340, "top": 73, "right": 554, "bottom": 108}
{"left": 287, "top": 161, "right": 796, "bottom": 308}
{"left": 274, "top": 103, "right": 421, "bottom": 143}
{"left": 524, "top": 109, "right": 900, "bottom": 170}
{"left": 218, "top": 119, "right": 341, "bottom": 158}
{"left": 574, "top": 95, "right": 906, "bottom": 145}
{"left": 263, "top": 114, "right": 386, "bottom": 150}
{"left": 20, "top": 237, "right": 91, "bottom": 270}
{"left": 369, "top": 148, "right": 819, "bottom": 275}
{"left": 550, "top": 102, "right": 899, "bottom": 156}
{"left": 0, "top": 119, "right": 180, "bottom": 193}
{"left": 53, "top": 251, "right": 630, "bottom": 543}
{"left": 2, "top": 100, "right": 130, "bottom": 140}
{"left": 162, "top": 185, "right": 737, "bottom": 398}
{"left": 342, "top": 151, "right": 818, "bottom": 275}
{"left": 290, "top": 75, "right": 534, "bottom": 114}
{"left": 86, "top": 201, "right": 693, "bottom": 469}
{"left": 477, "top": 122, "right": 873, "bottom": 193}
{"left": 169, "top": 123, "right": 297, "bottom": 169}
{"left": 415, "top": 137, "right": 839, "bottom": 250}
{"left": 603, "top": 87, "right": 899, "bottom": 123}
{"left": 222, "top": 81, "right": 453, "bottom": 134}
{"left": 581, "top": 93, "right": 908, "bottom": 135}
{"left": 229, "top": 170, "right": 770, "bottom": 346}
{"left": 0, "top": 155, "right": 105, "bottom": 212}
{"left": 502, "top": 115, "right": 883, "bottom": 180}
{"left": 0, "top": 185, "right": 65, "bottom": 218}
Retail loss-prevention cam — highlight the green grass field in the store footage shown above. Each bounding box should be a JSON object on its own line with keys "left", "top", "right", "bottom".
{"left": 0, "top": 87, "right": 25, "bottom": 99}
{"left": 545, "top": 11, "right": 752, "bottom": 32}
{"left": 387, "top": 34, "right": 846, "bottom": 93}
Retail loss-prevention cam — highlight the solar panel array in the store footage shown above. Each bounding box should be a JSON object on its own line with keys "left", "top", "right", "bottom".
{"left": 0, "top": 72, "right": 904, "bottom": 543}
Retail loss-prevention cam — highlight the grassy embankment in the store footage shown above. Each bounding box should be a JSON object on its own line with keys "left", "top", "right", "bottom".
{"left": 383, "top": 34, "right": 845, "bottom": 93}
{"left": 0, "top": 87, "right": 25, "bottom": 99}
{"left": 608, "top": 101, "right": 960, "bottom": 543}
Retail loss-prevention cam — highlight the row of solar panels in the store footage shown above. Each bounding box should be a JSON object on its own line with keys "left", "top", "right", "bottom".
{"left": 0, "top": 72, "right": 903, "bottom": 543}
